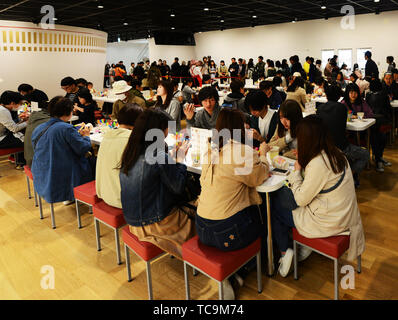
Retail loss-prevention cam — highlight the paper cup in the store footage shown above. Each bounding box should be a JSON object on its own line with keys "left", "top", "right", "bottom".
{"left": 357, "top": 112, "right": 365, "bottom": 121}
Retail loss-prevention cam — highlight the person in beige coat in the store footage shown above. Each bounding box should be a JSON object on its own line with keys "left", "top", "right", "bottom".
{"left": 96, "top": 104, "right": 143, "bottom": 208}
{"left": 286, "top": 77, "right": 308, "bottom": 111}
{"left": 267, "top": 100, "right": 303, "bottom": 160}
{"left": 271, "top": 115, "right": 365, "bottom": 277}
{"left": 196, "top": 108, "right": 270, "bottom": 299}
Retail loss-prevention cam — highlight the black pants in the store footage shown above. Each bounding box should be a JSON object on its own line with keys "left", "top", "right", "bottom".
{"left": 370, "top": 126, "right": 387, "bottom": 162}
{"left": 0, "top": 132, "right": 25, "bottom": 165}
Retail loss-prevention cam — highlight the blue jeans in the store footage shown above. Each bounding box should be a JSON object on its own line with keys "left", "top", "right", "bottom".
{"left": 270, "top": 189, "right": 296, "bottom": 252}
{"left": 196, "top": 205, "right": 262, "bottom": 252}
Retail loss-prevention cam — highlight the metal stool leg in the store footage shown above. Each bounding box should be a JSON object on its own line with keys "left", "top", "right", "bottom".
{"left": 146, "top": 261, "right": 153, "bottom": 300}
{"left": 50, "top": 203, "right": 56, "bottom": 229}
{"left": 357, "top": 255, "right": 362, "bottom": 274}
{"left": 33, "top": 187, "right": 38, "bottom": 207}
{"left": 26, "top": 176, "right": 32, "bottom": 199}
{"left": 293, "top": 241, "right": 298, "bottom": 280}
{"left": 114, "top": 228, "right": 122, "bottom": 265}
{"left": 184, "top": 262, "right": 190, "bottom": 300}
{"left": 75, "top": 199, "right": 82, "bottom": 229}
{"left": 257, "top": 252, "right": 262, "bottom": 293}
{"left": 193, "top": 267, "right": 198, "bottom": 276}
{"left": 218, "top": 280, "right": 224, "bottom": 300}
{"left": 94, "top": 218, "right": 101, "bottom": 251}
{"left": 38, "top": 195, "right": 44, "bottom": 219}
{"left": 125, "top": 244, "right": 132, "bottom": 282}
{"left": 334, "top": 258, "right": 339, "bottom": 300}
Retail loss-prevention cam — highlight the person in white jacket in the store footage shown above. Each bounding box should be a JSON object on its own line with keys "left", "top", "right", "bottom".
{"left": 270, "top": 115, "right": 365, "bottom": 277}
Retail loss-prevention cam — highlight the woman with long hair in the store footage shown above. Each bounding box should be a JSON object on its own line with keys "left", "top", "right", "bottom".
{"left": 286, "top": 77, "right": 308, "bottom": 111}
{"left": 271, "top": 115, "right": 365, "bottom": 277}
{"left": 155, "top": 80, "right": 181, "bottom": 131}
{"left": 119, "top": 109, "right": 196, "bottom": 259}
{"left": 268, "top": 100, "right": 303, "bottom": 159}
{"left": 196, "top": 108, "right": 270, "bottom": 299}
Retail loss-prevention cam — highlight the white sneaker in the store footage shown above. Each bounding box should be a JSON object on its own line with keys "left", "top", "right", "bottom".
{"left": 63, "top": 200, "right": 74, "bottom": 206}
{"left": 376, "top": 162, "right": 384, "bottom": 173}
{"left": 278, "top": 248, "right": 294, "bottom": 278}
{"left": 222, "top": 279, "right": 235, "bottom": 300}
{"left": 298, "top": 246, "right": 312, "bottom": 262}
{"left": 380, "top": 158, "right": 392, "bottom": 167}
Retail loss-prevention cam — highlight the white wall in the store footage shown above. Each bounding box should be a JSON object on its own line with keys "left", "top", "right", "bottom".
{"left": 148, "top": 10, "right": 398, "bottom": 75}
{"left": 0, "top": 20, "right": 107, "bottom": 98}
{"left": 106, "top": 39, "right": 149, "bottom": 67}
{"left": 148, "top": 38, "right": 196, "bottom": 64}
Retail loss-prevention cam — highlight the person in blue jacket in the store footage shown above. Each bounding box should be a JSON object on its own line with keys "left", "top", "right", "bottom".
{"left": 31, "top": 96, "right": 93, "bottom": 204}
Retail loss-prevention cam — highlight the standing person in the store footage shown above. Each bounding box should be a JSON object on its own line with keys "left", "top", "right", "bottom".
{"left": 365, "top": 51, "right": 379, "bottom": 80}
{"left": 109, "top": 64, "right": 116, "bottom": 86}
{"left": 209, "top": 60, "right": 217, "bottom": 80}
{"left": 217, "top": 60, "right": 229, "bottom": 84}
{"left": 191, "top": 60, "right": 203, "bottom": 88}
{"left": 254, "top": 56, "right": 266, "bottom": 82}
{"left": 147, "top": 62, "right": 162, "bottom": 90}
{"left": 196, "top": 108, "right": 270, "bottom": 299}
{"left": 155, "top": 80, "right": 182, "bottom": 131}
{"left": 202, "top": 56, "right": 210, "bottom": 83}
{"left": 96, "top": 104, "right": 143, "bottom": 209}
{"left": 31, "top": 97, "right": 93, "bottom": 205}
{"left": 75, "top": 87, "right": 97, "bottom": 125}
{"left": 104, "top": 63, "right": 111, "bottom": 88}
{"left": 238, "top": 58, "right": 247, "bottom": 80}
{"left": 114, "top": 64, "right": 127, "bottom": 78}
{"left": 303, "top": 57, "right": 311, "bottom": 79}
{"left": 386, "top": 56, "right": 396, "bottom": 73}
{"left": 180, "top": 61, "right": 190, "bottom": 78}
{"left": 119, "top": 109, "right": 196, "bottom": 259}
{"left": 229, "top": 58, "right": 239, "bottom": 80}
{"left": 247, "top": 59, "right": 255, "bottom": 79}
{"left": 133, "top": 62, "right": 145, "bottom": 81}
{"left": 171, "top": 57, "right": 181, "bottom": 80}
{"left": 129, "top": 62, "right": 136, "bottom": 76}
{"left": 308, "top": 58, "right": 317, "bottom": 83}
{"left": 270, "top": 115, "right": 365, "bottom": 277}
{"left": 118, "top": 61, "right": 126, "bottom": 72}
{"left": 162, "top": 60, "right": 171, "bottom": 79}
{"left": 340, "top": 64, "right": 350, "bottom": 80}
{"left": 281, "top": 59, "right": 291, "bottom": 79}
{"left": 0, "top": 91, "right": 28, "bottom": 167}
{"left": 143, "top": 60, "right": 151, "bottom": 75}
{"left": 266, "top": 60, "right": 276, "bottom": 77}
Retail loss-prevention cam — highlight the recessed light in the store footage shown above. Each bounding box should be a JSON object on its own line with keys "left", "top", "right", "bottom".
{"left": 204, "top": 7, "right": 209, "bottom": 11}
{"left": 252, "top": 15, "right": 257, "bottom": 18}
{"left": 171, "top": 27, "right": 175, "bottom": 30}
{"left": 123, "top": 22, "right": 128, "bottom": 26}
{"left": 52, "top": 17, "right": 58, "bottom": 21}
{"left": 321, "top": 5, "right": 326, "bottom": 9}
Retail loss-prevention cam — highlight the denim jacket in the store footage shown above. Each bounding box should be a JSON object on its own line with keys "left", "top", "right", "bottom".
{"left": 120, "top": 149, "right": 187, "bottom": 227}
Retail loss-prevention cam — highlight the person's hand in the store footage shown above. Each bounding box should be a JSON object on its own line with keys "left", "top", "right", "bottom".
{"left": 292, "top": 149, "right": 298, "bottom": 158}
{"left": 294, "top": 161, "right": 301, "bottom": 172}
{"left": 351, "top": 115, "right": 358, "bottom": 119}
{"left": 183, "top": 103, "right": 195, "bottom": 120}
{"left": 244, "top": 122, "right": 250, "bottom": 129}
{"left": 19, "top": 112, "right": 30, "bottom": 121}
{"left": 252, "top": 129, "right": 264, "bottom": 142}
{"left": 259, "top": 142, "right": 270, "bottom": 156}
{"left": 176, "top": 140, "right": 191, "bottom": 163}
{"left": 79, "top": 125, "right": 90, "bottom": 137}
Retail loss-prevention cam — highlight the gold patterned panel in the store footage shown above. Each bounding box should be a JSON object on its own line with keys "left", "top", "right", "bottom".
{"left": 9, "top": 31, "right": 13, "bottom": 43}
{"left": 16, "top": 32, "right": 20, "bottom": 43}
{"left": 22, "top": 32, "right": 26, "bottom": 43}
{"left": 38, "top": 32, "right": 42, "bottom": 44}
{"left": 2, "top": 31, "right": 7, "bottom": 43}
{"left": 49, "top": 33, "right": 52, "bottom": 44}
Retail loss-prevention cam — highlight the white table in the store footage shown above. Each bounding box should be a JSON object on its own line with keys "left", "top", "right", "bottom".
{"left": 93, "top": 96, "right": 119, "bottom": 104}
{"left": 219, "top": 83, "right": 259, "bottom": 90}
{"left": 311, "top": 96, "right": 328, "bottom": 104}
{"left": 391, "top": 100, "right": 398, "bottom": 142}
{"left": 70, "top": 115, "right": 79, "bottom": 124}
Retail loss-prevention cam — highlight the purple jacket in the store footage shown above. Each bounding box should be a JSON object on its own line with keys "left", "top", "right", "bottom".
{"left": 341, "top": 99, "right": 374, "bottom": 118}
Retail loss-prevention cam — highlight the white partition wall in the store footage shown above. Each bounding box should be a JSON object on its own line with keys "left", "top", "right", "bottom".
{"left": 0, "top": 20, "right": 107, "bottom": 98}
{"left": 148, "top": 38, "right": 196, "bottom": 64}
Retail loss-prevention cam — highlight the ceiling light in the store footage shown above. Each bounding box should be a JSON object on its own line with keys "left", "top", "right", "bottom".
{"left": 321, "top": 5, "right": 326, "bottom": 9}
{"left": 252, "top": 15, "right": 257, "bottom": 18}
{"left": 204, "top": 7, "right": 209, "bottom": 11}
{"left": 220, "top": 19, "right": 224, "bottom": 22}
{"left": 123, "top": 22, "right": 128, "bottom": 26}
{"left": 170, "top": 13, "right": 175, "bottom": 17}
{"left": 52, "top": 17, "right": 58, "bottom": 21}
{"left": 171, "top": 27, "right": 175, "bottom": 30}
{"left": 374, "top": 0, "right": 380, "bottom": 2}
{"left": 97, "top": 1, "right": 104, "bottom": 9}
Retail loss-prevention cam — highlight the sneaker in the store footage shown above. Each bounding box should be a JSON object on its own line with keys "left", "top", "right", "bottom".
{"left": 278, "top": 248, "right": 294, "bottom": 278}
{"left": 15, "top": 164, "right": 24, "bottom": 170}
{"left": 376, "top": 162, "right": 384, "bottom": 173}
{"left": 298, "top": 246, "right": 312, "bottom": 262}
{"left": 63, "top": 200, "right": 74, "bottom": 206}
{"left": 233, "top": 273, "right": 244, "bottom": 287}
{"left": 380, "top": 158, "right": 392, "bottom": 167}
{"left": 8, "top": 156, "right": 15, "bottom": 163}
{"left": 222, "top": 279, "right": 235, "bottom": 300}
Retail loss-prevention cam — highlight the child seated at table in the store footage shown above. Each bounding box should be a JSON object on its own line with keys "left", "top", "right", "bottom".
{"left": 196, "top": 108, "right": 270, "bottom": 299}
{"left": 96, "top": 103, "right": 143, "bottom": 209}
{"left": 0, "top": 91, "right": 29, "bottom": 168}
{"left": 270, "top": 115, "right": 365, "bottom": 278}
{"left": 267, "top": 100, "right": 303, "bottom": 160}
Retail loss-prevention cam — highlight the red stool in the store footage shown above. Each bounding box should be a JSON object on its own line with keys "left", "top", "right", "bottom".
{"left": 73, "top": 180, "right": 100, "bottom": 229}
{"left": 182, "top": 236, "right": 262, "bottom": 300}
{"left": 293, "top": 228, "right": 361, "bottom": 300}
{"left": 122, "top": 226, "right": 165, "bottom": 300}
{"left": 92, "top": 201, "right": 127, "bottom": 265}
{"left": 23, "top": 166, "right": 38, "bottom": 208}
{"left": 0, "top": 147, "right": 23, "bottom": 167}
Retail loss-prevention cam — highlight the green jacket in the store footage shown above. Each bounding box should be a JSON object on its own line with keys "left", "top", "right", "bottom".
{"left": 24, "top": 110, "right": 51, "bottom": 167}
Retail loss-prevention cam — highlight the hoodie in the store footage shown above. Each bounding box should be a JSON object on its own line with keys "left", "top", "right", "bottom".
{"left": 223, "top": 92, "right": 249, "bottom": 114}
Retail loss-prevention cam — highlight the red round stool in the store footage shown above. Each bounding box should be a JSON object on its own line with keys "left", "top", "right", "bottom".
{"left": 73, "top": 180, "right": 100, "bottom": 229}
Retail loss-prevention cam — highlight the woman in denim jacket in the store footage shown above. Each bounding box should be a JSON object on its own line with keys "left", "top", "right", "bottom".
{"left": 119, "top": 109, "right": 196, "bottom": 259}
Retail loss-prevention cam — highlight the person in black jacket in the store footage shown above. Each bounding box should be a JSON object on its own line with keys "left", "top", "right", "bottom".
{"left": 308, "top": 57, "right": 317, "bottom": 83}
{"left": 133, "top": 62, "right": 145, "bottom": 81}
{"left": 171, "top": 57, "right": 181, "bottom": 79}
{"left": 246, "top": 90, "right": 279, "bottom": 145}
{"left": 259, "top": 80, "right": 283, "bottom": 110}
{"left": 316, "top": 83, "right": 369, "bottom": 187}
{"left": 229, "top": 58, "right": 239, "bottom": 79}
{"left": 75, "top": 87, "right": 96, "bottom": 125}
{"left": 18, "top": 84, "right": 48, "bottom": 109}
{"left": 365, "top": 51, "right": 379, "bottom": 80}
{"left": 238, "top": 58, "right": 246, "bottom": 80}
{"left": 382, "top": 72, "right": 398, "bottom": 100}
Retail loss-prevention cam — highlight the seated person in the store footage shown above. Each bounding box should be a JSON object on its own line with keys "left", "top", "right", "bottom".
{"left": 184, "top": 86, "right": 221, "bottom": 130}
{"left": 267, "top": 100, "right": 303, "bottom": 159}
{"left": 110, "top": 80, "right": 146, "bottom": 120}
{"left": 275, "top": 70, "right": 287, "bottom": 88}
{"left": 87, "top": 82, "right": 96, "bottom": 95}
{"left": 31, "top": 97, "right": 93, "bottom": 204}
{"left": 272, "top": 76, "right": 287, "bottom": 101}
{"left": 96, "top": 104, "right": 143, "bottom": 209}
{"left": 246, "top": 90, "right": 279, "bottom": 144}
{"left": 270, "top": 115, "right": 365, "bottom": 277}
{"left": 181, "top": 78, "right": 196, "bottom": 104}
{"left": 154, "top": 80, "right": 181, "bottom": 132}
{"left": 260, "top": 80, "right": 283, "bottom": 110}
{"left": 382, "top": 72, "right": 398, "bottom": 101}
{"left": 313, "top": 77, "right": 326, "bottom": 96}
{"left": 0, "top": 91, "right": 29, "bottom": 167}
{"left": 172, "top": 79, "right": 184, "bottom": 104}
{"left": 18, "top": 84, "right": 48, "bottom": 109}
{"left": 60, "top": 77, "right": 80, "bottom": 105}
{"left": 196, "top": 108, "right": 270, "bottom": 299}
{"left": 223, "top": 79, "right": 248, "bottom": 114}
{"left": 317, "top": 84, "right": 369, "bottom": 187}
{"left": 350, "top": 72, "right": 369, "bottom": 95}
{"left": 119, "top": 109, "right": 196, "bottom": 259}
{"left": 75, "top": 87, "right": 97, "bottom": 125}
{"left": 129, "top": 78, "right": 154, "bottom": 108}
{"left": 24, "top": 98, "right": 51, "bottom": 167}
{"left": 76, "top": 78, "right": 88, "bottom": 89}
{"left": 286, "top": 77, "right": 308, "bottom": 111}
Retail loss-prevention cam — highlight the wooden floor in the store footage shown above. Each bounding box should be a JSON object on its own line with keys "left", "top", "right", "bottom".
{"left": 0, "top": 142, "right": 397, "bottom": 300}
